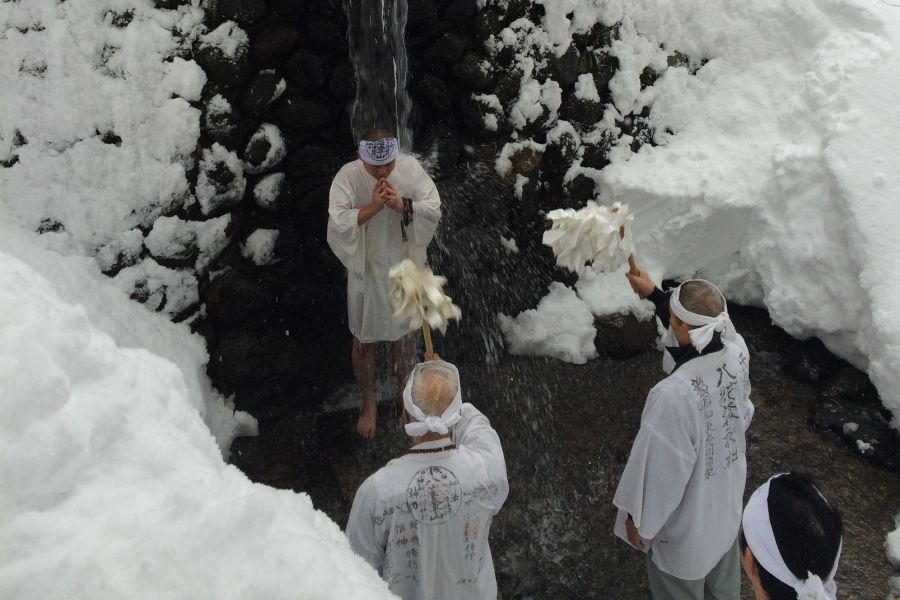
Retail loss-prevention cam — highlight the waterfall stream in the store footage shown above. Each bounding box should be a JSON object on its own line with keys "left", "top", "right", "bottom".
{"left": 345, "top": 0, "right": 412, "bottom": 148}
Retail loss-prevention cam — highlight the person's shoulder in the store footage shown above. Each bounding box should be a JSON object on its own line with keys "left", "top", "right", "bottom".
{"left": 644, "top": 375, "right": 695, "bottom": 416}
{"left": 396, "top": 152, "right": 427, "bottom": 172}
{"left": 333, "top": 159, "right": 362, "bottom": 180}
{"left": 650, "top": 374, "right": 693, "bottom": 398}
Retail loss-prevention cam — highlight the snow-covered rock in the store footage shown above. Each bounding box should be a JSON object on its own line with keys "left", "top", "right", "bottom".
{"left": 499, "top": 282, "right": 597, "bottom": 364}
{"left": 243, "top": 123, "right": 287, "bottom": 175}
{"left": 241, "top": 228, "right": 279, "bottom": 266}
{"left": 196, "top": 143, "right": 247, "bottom": 216}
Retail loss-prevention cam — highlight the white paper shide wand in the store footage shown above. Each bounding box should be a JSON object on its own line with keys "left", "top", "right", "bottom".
{"left": 389, "top": 259, "right": 462, "bottom": 356}
{"left": 542, "top": 200, "right": 639, "bottom": 276}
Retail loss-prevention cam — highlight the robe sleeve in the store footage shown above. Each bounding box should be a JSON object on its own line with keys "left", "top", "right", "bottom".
{"left": 647, "top": 287, "right": 671, "bottom": 325}
{"left": 345, "top": 475, "right": 386, "bottom": 573}
{"left": 453, "top": 403, "right": 509, "bottom": 513}
{"left": 327, "top": 172, "right": 364, "bottom": 278}
{"left": 613, "top": 379, "right": 698, "bottom": 542}
{"left": 407, "top": 159, "right": 441, "bottom": 258}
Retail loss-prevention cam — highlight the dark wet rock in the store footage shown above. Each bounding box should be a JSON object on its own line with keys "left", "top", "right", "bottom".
{"left": 208, "top": 329, "right": 311, "bottom": 416}
{"left": 195, "top": 38, "right": 250, "bottom": 88}
{"left": 549, "top": 46, "right": 580, "bottom": 86}
{"left": 407, "top": 0, "right": 439, "bottom": 32}
{"left": 153, "top": 0, "right": 190, "bottom": 8}
{"left": 284, "top": 49, "right": 325, "bottom": 90}
{"left": 216, "top": 0, "right": 267, "bottom": 27}
{"left": 243, "top": 126, "right": 284, "bottom": 175}
{"left": 203, "top": 269, "right": 275, "bottom": 323}
{"left": 305, "top": 16, "right": 345, "bottom": 54}
{"left": 820, "top": 364, "right": 880, "bottom": 405}
{"left": 327, "top": 62, "right": 356, "bottom": 101}
{"left": 417, "top": 74, "right": 452, "bottom": 113}
{"left": 783, "top": 337, "right": 844, "bottom": 385}
{"left": 251, "top": 23, "right": 301, "bottom": 67}
{"left": 810, "top": 397, "right": 900, "bottom": 471}
{"left": 275, "top": 96, "right": 333, "bottom": 133}
{"left": 230, "top": 412, "right": 346, "bottom": 516}
{"left": 561, "top": 96, "right": 604, "bottom": 126}
{"left": 581, "top": 139, "right": 612, "bottom": 171}
{"left": 239, "top": 71, "right": 285, "bottom": 114}
{"left": 543, "top": 127, "right": 580, "bottom": 176}
{"left": 287, "top": 145, "right": 346, "bottom": 189}
{"left": 594, "top": 314, "right": 658, "bottom": 358}
{"left": 107, "top": 9, "right": 134, "bottom": 28}
{"left": 476, "top": 8, "right": 505, "bottom": 41}
{"left": 564, "top": 172, "right": 598, "bottom": 204}
{"left": 37, "top": 218, "right": 64, "bottom": 234}
{"left": 494, "top": 70, "right": 523, "bottom": 104}
{"left": 586, "top": 50, "right": 619, "bottom": 94}
{"left": 270, "top": 0, "right": 303, "bottom": 16}
{"left": 502, "top": 144, "right": 543, "bottom": 184}
{"left": 518, "top": 173, "right": 544, "bottom": 221}
{"left": 427, "top": 30, "right": 468, "bottom": 64}
{"left": 445, "top": 0, "right": 477, "bottom": 20}
{"left": 99, "top": 129, "right": 122, "bottom": 146}
{"left": 640, "top": 66, "right": 658, "bottom": 90}
{"left": 451, "top": 52, "right": 493, "bottom": 91}
{"left": 572, "top": 21, "right": 619, "bottom": 49}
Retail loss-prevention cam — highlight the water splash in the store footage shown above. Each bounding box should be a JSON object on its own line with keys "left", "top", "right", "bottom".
{"left": 345, "top": 0, "right": 412, "bottom": 149}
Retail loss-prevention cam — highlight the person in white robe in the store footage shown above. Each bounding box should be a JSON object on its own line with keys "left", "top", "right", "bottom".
{"left": 345, "top": 357, "right": 509, "bottom": 600}
{"left": 327, "top": 129, "right": 441, "bottom": 438}
{"left": 615, "top": 270, "right": 755, "bottom": 600}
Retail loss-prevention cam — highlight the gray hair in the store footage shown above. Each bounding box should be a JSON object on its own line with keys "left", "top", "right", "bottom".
{"left": 679, "top": 280, "right": 726, "bottom": 318}
{"left": 410, "top": 361, "right": 459, "bottom": 416}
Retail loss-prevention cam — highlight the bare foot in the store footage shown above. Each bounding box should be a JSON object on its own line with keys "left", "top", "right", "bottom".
{"left": 357, "top": 397, "right": 377, "bottom": 438}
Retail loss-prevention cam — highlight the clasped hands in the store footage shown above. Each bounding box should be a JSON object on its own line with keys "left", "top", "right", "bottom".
{"left": 372, "top": 178, "right": 404, "bottom": 214}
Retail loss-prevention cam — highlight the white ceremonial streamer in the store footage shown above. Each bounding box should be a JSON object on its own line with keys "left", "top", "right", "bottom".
{"left": 389, "top": 259, "right": 461, "bottom": 333}
{"left": 402, "top": 361, "right": 463, "bottom": 437}
{"left": 669, "top": 279, "right": 736, "bottom": 352}
{"left": 359, "top": 137, "right": 399, "bottom": 165}
{"left": 742, "top": 475, "right": 842, "bottom": 600}
{"left": 542, "top": 201, "right": 634, "bottom": 275}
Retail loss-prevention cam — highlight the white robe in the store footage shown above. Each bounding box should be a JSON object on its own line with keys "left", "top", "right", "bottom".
{"left": 613, "top": 337, "right": 754, "bottom": 580}
{"left": 346, "top": 404, "right": 509, "bottom": 600}
{"left": 327, "top": 154, "right": 441, "bottom": 343}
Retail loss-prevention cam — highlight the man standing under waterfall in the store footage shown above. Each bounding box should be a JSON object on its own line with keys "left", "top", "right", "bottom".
{"left": 327, "top": 128, "right": 441, "bottom": 438}
{"left": 614, "top": 270, "right": 754, "bottom": 600}
{"left": 346, "top": 356, "right": 509, "bottom": 599}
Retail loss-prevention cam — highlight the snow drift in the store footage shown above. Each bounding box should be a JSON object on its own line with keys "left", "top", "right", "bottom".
{"left": 0, "top": 1, "right": 395, "bottom": 597}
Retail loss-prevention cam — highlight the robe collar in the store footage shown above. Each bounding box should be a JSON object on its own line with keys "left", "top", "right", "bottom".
{"left": 666, "top": 331, "right": 725, "bottom": 372}
{"left": 409, "top": 438, "right": 455, "bottom": 453}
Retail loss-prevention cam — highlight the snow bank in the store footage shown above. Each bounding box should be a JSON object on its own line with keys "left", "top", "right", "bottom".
{"left": 0, "top": 1, "right": 396, "bottom": 596}
{"left": 499, "top": 282, "right": 597, "bottom": 364}
{"left": 0, "top": 223, "right": 394, "bottom": 600}
{"left": 0, "top": 0, "right": 205, "bottom": 254}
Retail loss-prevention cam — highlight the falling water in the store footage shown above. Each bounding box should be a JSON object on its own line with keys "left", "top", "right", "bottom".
{"left": 345, "top": 0, "right": 412, "bottom": 149}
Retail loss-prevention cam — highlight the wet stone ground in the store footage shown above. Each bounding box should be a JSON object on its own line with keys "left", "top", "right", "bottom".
{"left": 231, "top": 306, "right": 900, "bottom": 599}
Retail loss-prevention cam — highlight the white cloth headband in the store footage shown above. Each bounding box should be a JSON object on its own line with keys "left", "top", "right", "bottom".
{"left": 742, "top": 475, "right": 841, "bottom": 600}
{"left": 402, "top": 361, "right": 463, "bottom": 437}
{"left": 359, "top": 137, "right": 399, "bottom": 166}
{"left": 669, "top": 279, "right": 734, "bottom": 353}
